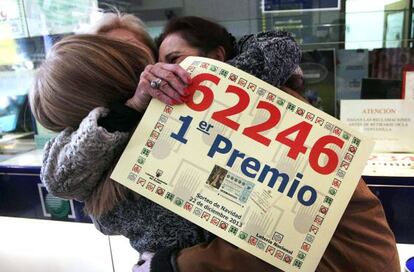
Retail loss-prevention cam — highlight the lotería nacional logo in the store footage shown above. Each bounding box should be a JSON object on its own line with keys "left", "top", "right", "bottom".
{"left": 156, "top": 169, "right": 163, "bottom": 178}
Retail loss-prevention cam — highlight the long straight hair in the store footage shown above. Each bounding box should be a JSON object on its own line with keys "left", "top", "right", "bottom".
{"left": 30, "top": 34, "right": 154, "bottom": 216}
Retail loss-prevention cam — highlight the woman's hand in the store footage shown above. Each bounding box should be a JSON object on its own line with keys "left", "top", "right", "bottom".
{"left": 126, "top": 63, "right": 192, "bottom": 112}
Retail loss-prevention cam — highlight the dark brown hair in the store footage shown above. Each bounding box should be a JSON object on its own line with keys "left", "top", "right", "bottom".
{"left": 156, "top": 16, "right": 237, "bottom": 60}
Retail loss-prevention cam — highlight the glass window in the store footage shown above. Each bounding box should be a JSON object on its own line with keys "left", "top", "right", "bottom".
{"left": 0, "top": 0, "right": 97, "bottom": 157}
{"left": 0, "top": 0, "right": 413, "bottom": 157}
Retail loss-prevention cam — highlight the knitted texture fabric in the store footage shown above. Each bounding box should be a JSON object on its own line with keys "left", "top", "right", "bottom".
{"left": 228, "top": 31, "right": 301, "bottom": 87}
{"left": 97, "top": 196, "right": 210, "bottom": 252}
{"left": 41, "top": 107, "right": 129, "bottom": 201}
{"left": 40, "top": 30, "right": 301, "bottom": 253}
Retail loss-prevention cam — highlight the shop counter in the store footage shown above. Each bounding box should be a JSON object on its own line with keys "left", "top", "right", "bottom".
{"left": 0, "top": 149, "right": 91, "bottom": 223}
{"left": 1, "top": 149, "right": 413, "bottom": 243}
{"left": 364, "top": 175, "right": 414, "bottom": 244}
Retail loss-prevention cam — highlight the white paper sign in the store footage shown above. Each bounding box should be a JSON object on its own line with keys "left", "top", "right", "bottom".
{"left": 341, "top": 99, "right": 414, "bottom": 152}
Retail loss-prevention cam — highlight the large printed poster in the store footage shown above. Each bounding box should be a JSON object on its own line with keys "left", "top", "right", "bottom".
{"left": 111, "top": 57, "right": 373, "bottom": 271}
{"left": 0, "top": 0, "right": 28, "bottom": 39}
{"left": 0, "top": 0, "right": 97, "bottom": 39}
{"left": 24, "top": 0, "right": 97, "bottom": 36}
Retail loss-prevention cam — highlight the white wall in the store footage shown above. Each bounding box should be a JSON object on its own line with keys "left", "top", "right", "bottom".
{"left": 0, "top": 217, "right": 138, "bottom": 272}
{"left": 0, "top": 216, "right": 413, "bottom": 271}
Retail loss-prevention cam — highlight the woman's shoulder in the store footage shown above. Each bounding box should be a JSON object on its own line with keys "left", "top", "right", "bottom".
{"left": 40, "top": 107, "right": 129, "bottom": 201}
{"left": 318, "top": 178, "right": 400, "bottom": 271}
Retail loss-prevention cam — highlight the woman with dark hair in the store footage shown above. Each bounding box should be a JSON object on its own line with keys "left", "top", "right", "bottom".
{"left": 135, "top": 16, "right": 399, "bottom": 272}
{"left": 156, "top": 15, "right": 238, "bottom": 63}
{"left": 155, "top": 16, "right": 305, "bottom": 101}
{"left": 38, "top": 15, "right": 399, "bottom": 272}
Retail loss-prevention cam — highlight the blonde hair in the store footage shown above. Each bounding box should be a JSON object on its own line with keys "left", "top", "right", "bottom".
{"left": 30, "top": 34, "right": 152, "bottom": 131}
{"left": 30, "top": 34, "right": 154, "bottom": 216}
{"left": 85, "top": 11, "right": 157, "bottom": 59}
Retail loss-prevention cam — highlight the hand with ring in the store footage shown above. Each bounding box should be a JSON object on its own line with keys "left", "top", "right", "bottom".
{"left": 126, "top": 63, "right": 192, "bottom": 112}
{"left": 150, "top": 78, "right": 162, "bottom": 89}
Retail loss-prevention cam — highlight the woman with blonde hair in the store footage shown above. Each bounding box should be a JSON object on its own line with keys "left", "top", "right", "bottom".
{"left": 31, "top": 34, "right": 204, "bottom": 257}
{"left": 82, "top": 11, "right": 157, "bottom": 60}
{"left": 31, "top": 34, "right": 151, "bottom": 206}
{"left": 82, "top": 11, "right": 192, "bottom": 107}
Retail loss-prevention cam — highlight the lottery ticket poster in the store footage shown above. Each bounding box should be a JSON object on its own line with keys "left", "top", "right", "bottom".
{"left": 111, "top": 57, "right": 374, "bottom": 272}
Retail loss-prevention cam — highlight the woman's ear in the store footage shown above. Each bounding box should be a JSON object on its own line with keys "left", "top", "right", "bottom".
{"left": 208, "top": 46, "right": 226, "bottom": 61}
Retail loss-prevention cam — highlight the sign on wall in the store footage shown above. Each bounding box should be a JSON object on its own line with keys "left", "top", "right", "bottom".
{"left": 262, "top": 0, "right": 341, "bottom": 13}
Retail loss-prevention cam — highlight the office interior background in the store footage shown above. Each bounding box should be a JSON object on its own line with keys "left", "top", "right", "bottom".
{"left": 0, "top": 0, "right": 413, "bottom": 271}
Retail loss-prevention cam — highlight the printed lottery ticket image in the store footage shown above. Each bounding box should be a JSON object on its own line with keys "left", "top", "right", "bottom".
{"left": 206, "top": 165, "right": 227, "bottom": 189}
{"left": 206, "top": 165, "right": 254, "bottom": 204}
